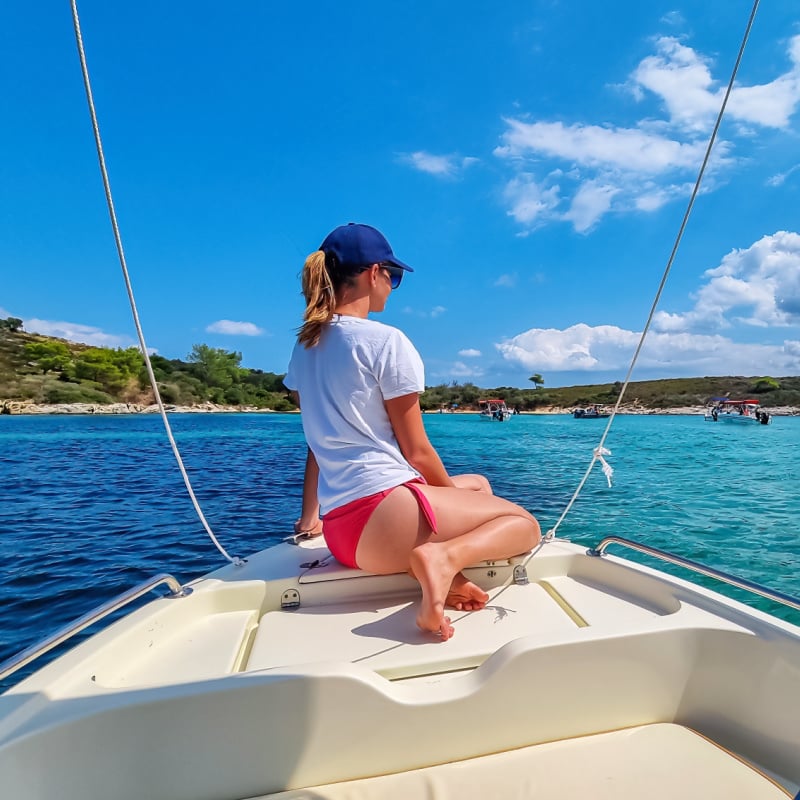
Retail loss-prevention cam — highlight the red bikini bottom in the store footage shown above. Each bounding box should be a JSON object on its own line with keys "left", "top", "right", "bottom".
{"left": 322, "top": 479, "right": 438, "bottom": 568}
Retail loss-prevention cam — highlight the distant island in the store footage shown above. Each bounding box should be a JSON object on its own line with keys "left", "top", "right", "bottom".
{"left": 2, "top": 320, "right": 799, "bottom": 415}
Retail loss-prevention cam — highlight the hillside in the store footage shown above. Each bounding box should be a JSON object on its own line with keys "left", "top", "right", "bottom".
{"left": 418, "top": 376, "right": 800, "bottom": 412}
{"left": 0, "top": 325, "right": 293, "bottom": 411}
{"left": 2, "top": 322, "right": 799, "bottom": 413}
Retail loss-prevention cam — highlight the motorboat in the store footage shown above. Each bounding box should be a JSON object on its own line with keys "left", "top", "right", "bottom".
{"left": 711, "top": 399, "right": 771, "bottom": 425}
{"left": 1, "top": 534, "right": 799, "bottom": 799}
{"left": 478, "top": 398, "right": 512, "bottom": 421}
{"left": 573, "top": 405, "right": 609, "bottom": 419}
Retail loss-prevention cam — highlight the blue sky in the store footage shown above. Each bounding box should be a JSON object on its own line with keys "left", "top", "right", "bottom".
{"left": 2, "top": 1, "right": 799, "bottom": 389}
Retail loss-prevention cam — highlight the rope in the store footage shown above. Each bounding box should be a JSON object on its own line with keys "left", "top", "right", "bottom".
{"left": 543, "top": 0, "right": 761, "bottom": 544}
{"left": 69, "top": 0, "right": 243, "bottom": 566}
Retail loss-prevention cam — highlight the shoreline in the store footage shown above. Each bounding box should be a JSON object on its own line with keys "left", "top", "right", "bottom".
{"left": 3, "top": 401, "right": 799, "bottom": 416}
{"left": 0, "top": 401, "right": 281, "bottom": 416}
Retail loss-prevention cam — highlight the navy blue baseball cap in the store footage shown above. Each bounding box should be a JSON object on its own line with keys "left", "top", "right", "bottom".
{"left": 320, "top": 223, "right": 414, "bottom": 273}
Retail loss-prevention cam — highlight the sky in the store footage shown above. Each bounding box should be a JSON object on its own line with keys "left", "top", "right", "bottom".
{"left": 2, "top": 1, "right": 800, "bottom": 389}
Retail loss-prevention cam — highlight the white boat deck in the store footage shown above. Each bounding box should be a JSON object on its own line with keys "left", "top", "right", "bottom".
{"left": 73, "top": 536, "right": 741, "bottom": 691}
{"left": 2, "top": 538, "right": 798, "bottom": 800}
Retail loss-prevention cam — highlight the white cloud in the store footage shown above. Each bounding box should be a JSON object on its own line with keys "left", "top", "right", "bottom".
{"left": 497, "top": 323, "right": 637, "bottom": 371}
{"left": 632, "top": 37, "right": 722, "bottom": 132}
{"left": 653, "top": 231, "right": 800, "bottom": 331}
{"left": 660, "top": 11, "right": 685, "bottom": 27}
{"left": 635, "top": 35, "right": 800, "bottom": 131}
{"left": 503, "top": 174, "right": 560, "bottom": 227}
{"left": 494, "top": 33, "right": 800, "bottom": 232}
{"left": 458, "top": 348, "right": 482, "bottom": 357}
{"left": 564, "top": 181, "right": 620, "bottom": 233}
{"left": 441, "top": 360, "right": 485, "bottom": 379}
{"left": 402, "top": 305, "right": 447, "bottom": 319}
{"left": 767, "top": 163, "right": 800, "bottom": 187}
{"left": 495, "top": 120, "right": 724, "bottom": 231}
{"left": 24, "top": 318, "right": 135, "bottom": 348}
{"left": 493, "top": 273, "right": 517, "bottom": 288}
{"left": 496, "top": 232, "right": 800, "bottom": 379}
{"left": 496, "top": 322, "right": 800, "bottom": 376}
{"left": 206, "top": 320, "right": 265, "bottom": 336}
{"left": 398, "top": 151, "right": 479, "bottom": 179}
{"left": 496, "top": 119, "right": 708, "bottom": 173}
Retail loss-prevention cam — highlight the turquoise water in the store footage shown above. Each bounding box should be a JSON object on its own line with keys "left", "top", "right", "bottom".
{"left": 1, "top": 412, "right": 798, "bottom": 688}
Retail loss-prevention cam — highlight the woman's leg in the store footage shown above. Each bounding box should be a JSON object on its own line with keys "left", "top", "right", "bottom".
{"left": 356, "top": 486, "right": 540, "bottom": 639}
{"left": 428, "top": 478, "right": 497, "bottom": 610}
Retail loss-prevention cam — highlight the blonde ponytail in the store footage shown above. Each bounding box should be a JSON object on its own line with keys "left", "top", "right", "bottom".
{"left": 298, "top": 250, "right": 336, "bottom": 348}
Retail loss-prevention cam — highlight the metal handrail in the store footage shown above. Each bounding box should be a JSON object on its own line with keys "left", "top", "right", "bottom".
{"left": 0, "top": 573, "right": 191, "bottom": 683}
{"left": 587, "top": 536, "right": 800, "bottom": 614}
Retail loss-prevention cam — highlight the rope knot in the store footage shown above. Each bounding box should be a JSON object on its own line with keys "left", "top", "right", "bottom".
{"left": 593, "top": 446, "right": 614, "bottom": 487}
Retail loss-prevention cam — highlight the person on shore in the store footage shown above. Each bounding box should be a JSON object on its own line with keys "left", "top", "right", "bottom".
{"left": 285, "top": 223, "right": 540, "bottom": 640}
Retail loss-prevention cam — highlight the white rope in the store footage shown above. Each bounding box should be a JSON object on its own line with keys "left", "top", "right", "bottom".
{"left": 543, "top": 0, "right": 761, "bottom": 543}
{"left": 70, "top": 0, "right": 243, "bottom": 566}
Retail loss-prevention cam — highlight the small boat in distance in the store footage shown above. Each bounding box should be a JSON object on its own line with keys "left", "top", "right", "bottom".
{"left": 704, "top": 397, "right": 730, "bottom": 421}
{"left": 573, "top": 405, "right": 609, "bottom": 419}
{"left": 706, "top": 399, "right": 771, "bottom": 425}
{"left": 478, "top": 398, "right": 512, "bottom": 421}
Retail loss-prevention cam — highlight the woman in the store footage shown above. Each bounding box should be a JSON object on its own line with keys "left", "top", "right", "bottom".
{"left": 285, "top": 223, "right": 540, "bottom": 640}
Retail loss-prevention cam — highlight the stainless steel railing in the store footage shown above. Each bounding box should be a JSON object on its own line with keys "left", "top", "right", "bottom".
{"left": 0, "top": 573, "right": 191, "bottom": 683}
{"left": 587, "top": 536, "right": 800, "bottom": 613}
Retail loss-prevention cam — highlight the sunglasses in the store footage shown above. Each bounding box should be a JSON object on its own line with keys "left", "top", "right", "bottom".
{"left": 360, "top": 263, "right": 403, "bottom": 290}
{"left": 380, "top": 263, "right": 404, "bottom": 290}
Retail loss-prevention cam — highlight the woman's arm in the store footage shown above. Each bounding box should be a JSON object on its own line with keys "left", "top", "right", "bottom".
{"left": 294, "top": 446, "right": 323, "bottom": 535}
{"left": 291, "top": 391, "right": 323, "bottom": 536}
{"left": 385, "top": 393, "right": 456, "bottom": 487}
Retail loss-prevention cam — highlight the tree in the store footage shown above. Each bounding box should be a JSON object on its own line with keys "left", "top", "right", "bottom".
{"left": 187, "top": 344, "right": 242, "bottom": 391}
{"left": 0, "top": 317, "right": 23, "bottom": 332}
{"left": 24, "top": 340, "right": 73, "bottom": 374}
{"left": 528, "top": 373, "right": 545, "bottom": 390}
{"left": 73, "top": 347, "right": 144, "bottom": 393}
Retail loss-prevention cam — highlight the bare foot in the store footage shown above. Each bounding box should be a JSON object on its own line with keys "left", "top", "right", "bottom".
{"left": 409, "top": 542, "right": 458, "bottom": 641}
{"left": 446, "top": 572, "right": 489, "bottom": 611}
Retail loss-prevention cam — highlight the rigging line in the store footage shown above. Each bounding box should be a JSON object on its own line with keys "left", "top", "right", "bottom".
{"left": 69, "top": 0, "right": 243, "bottom": 566}
{"left": 543, "top": 0, "right": 761, "bottom": 544}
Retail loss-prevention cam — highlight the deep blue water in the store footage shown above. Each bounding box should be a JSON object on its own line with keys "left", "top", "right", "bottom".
{"left": 1, "top": 412, "right": 799, "bottom": 690}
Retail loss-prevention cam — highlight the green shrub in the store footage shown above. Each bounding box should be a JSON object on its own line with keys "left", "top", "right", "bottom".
{"left": 750, "top": 377, "right": 780, "bottom": 393}
{"left": 43, "top": 383, "right": 114, "bottom": 404}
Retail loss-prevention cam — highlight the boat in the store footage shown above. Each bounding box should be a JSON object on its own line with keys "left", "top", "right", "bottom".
{"left": 3, "top": 4, "right": 798, "bottom": 799}
{"left": 573, "top": 405, "right": 609, "bottom": 419}
{"left": 478, "top": 397, "right": 512, "bottom": 421}
{"left": 711, "top": 399, "right": 772, "bottom": 425}
{"left": 704, "top": 397, "right": 731, "bottom": 421}
{"left": 2, "top": 534, "right": 799, "bottom": 799}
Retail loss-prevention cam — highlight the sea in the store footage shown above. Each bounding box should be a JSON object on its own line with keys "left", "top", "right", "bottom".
{"left": 1, "top": 411, "right": 799, "bottom": 691}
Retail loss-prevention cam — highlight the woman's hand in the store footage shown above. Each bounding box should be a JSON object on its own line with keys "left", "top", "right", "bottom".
{"left": 452, "top": 473, "right": 493, "bottom": 494}
{"left": 294, "top": 517, "right": 323, "bottom": 537}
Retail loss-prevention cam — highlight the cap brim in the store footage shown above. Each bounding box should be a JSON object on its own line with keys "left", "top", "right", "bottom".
{"left": 384, "top": 257, "right": 414, "bottom": 273}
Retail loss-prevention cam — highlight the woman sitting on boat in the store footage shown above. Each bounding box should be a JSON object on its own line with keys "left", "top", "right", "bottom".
{"left": 285, "top": 223, "right": 540, "bottom": 640}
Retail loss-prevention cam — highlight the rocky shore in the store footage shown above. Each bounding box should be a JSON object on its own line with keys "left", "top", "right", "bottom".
{"left": 0, "top": 401, "right": 278, "bottom": 415}
{"left": 4, "top": 401, "right": 798, "bottom": 416}
{"left": 530, "top": 404, "right": 800, "bottom": 415}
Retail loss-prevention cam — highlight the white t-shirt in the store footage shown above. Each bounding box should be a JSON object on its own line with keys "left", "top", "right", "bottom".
{"left": 284, "top": 316, "right": 425, "bottom": 514}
